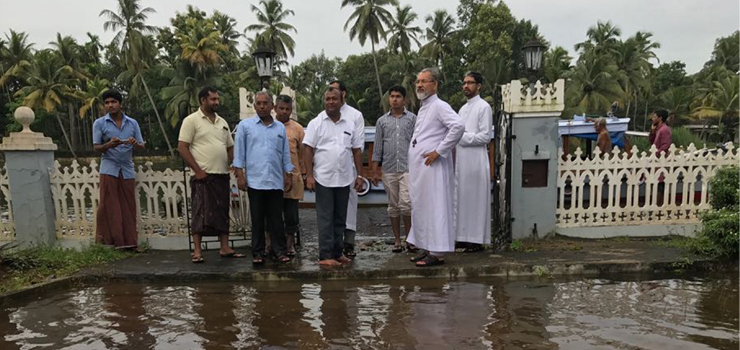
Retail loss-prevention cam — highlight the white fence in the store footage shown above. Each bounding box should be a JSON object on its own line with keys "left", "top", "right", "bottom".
{"left": 556, "top": 143, "right": 738, "bottom": 229}
{"left": 50, "top": 160, "right": 251, "bottom": 241}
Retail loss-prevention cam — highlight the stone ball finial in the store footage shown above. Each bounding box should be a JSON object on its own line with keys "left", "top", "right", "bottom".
{"left": 14, "top": 106, "right": 35, "bottom": 133}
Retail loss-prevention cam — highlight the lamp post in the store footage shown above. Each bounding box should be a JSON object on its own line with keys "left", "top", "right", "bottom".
{"left": 521, "top": 38, "right": 546, "bottom": 93}
{"left": 251, "top": 46, "right": 276, "bottom": 91}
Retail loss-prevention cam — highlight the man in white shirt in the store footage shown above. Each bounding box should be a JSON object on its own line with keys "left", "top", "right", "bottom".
{"left": 455, "top": 71, "right": 493, "bottom": 252}
{"left": 303, "top": 87, "right": 364, "bottom": 267}
{"left": 329, "top": 80, "right": 365, "bottom": 258}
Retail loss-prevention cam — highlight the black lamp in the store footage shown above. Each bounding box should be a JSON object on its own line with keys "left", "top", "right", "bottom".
{"left": 251, "top": 46, "right": 276, "bottom": 90}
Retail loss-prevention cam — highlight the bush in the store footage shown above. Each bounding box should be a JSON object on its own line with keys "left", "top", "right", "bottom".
{"left": 709, "top": 166, "right": 739, "bottom": 211}
{"left": 671, "top": 126, "right": 707, "bottom": 149}
{"left": 693, "top": 166, "right": 740, "bottom": 259}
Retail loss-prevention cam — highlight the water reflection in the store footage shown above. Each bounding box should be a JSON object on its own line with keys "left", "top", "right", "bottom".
{"left": 0, "top": 275, "right": 736, "bottom": 350}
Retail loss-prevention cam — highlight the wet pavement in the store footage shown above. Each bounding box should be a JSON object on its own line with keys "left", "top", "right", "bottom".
{"left": 0, "top": 274, "right": 736, "bottom": 349}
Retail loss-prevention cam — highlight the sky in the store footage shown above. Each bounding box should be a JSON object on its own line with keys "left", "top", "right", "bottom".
{"left": 0, "top": 0, "right": 738, "bottom": 74}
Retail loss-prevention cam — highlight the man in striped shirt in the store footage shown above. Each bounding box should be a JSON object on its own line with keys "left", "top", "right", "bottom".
{"left": 370, "top": 85, "right": 417, "bottom": 253}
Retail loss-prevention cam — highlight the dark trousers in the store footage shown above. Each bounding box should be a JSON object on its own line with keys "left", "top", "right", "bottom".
{"left": 283, "top": 198, "right": 300, "bottom": 234}
{"left": 247, "top": 187, "right": 287, "bottom": 257}
{"left": 315, "top": 183, "right": 350, "bottom": 260}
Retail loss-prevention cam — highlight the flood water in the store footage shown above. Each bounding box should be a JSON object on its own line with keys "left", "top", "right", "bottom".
{"left": 0, "top": 274, "right": 736, "bottom": 350}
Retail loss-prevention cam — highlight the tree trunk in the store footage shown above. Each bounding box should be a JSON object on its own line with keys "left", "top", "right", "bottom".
{"left": 68, "top": 103, "right": 77, "bottom": 152}
{"left": 55, "top": 112, "right": 77, "bottom": 159}
{"left": 370, "top": 41, "right": 384, "bottom": 106}
{"left": 140, "top": 75, "right": 174, "bottom": 157}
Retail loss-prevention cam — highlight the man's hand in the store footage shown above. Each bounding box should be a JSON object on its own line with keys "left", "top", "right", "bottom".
{"left": 284, "top": 173, "right": 293, "bottom": 193}
{"left": 126, "top": 137, "right": 137, "bottom": 145}
{"left": 107, "top": 137, "right": 123, "bottom": 149}
{"left": 237, "top": 174, "right": 247, "bottom": 191}
{"left": 194, "top": 169, "right": 208, "bottom": 180}
{"left": 423, "top": 151, "right": 440, "bottom": 166}
{"left": 354, "top": 176, "right": 364, "bottom": 192}
{"left": 371, "top": 173, "right": 381, "bottom": 186}
{"left": 305, "top": 175, "right": 316, "bottom": 192}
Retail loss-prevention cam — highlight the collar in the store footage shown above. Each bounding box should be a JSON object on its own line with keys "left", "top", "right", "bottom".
{"left": 104, "top": 113, "right": 130, "bottom": 125}
{"left": 386, "top": 108, "right": 408, "bottom": 118}
{"left": 467, "top": 95, "right": 482, "bottom": 103}
{"left": 254, "top": 115, "right": 276, "bottom": 126}
{"left": 421, "top": 94, "right": 439, "bottom": 106}
{"left": 198, "top": 108, "right": 221, "bottom": 123}
{"left": 321, "top": 111, "right": 345, "bottom": 123}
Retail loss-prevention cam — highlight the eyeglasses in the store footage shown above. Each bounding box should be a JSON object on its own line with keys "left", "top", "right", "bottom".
{"left": 415, "top": 79, "right": 436, "bottom": 85}
{"left": 462, "top": 81, "right": 478, "bottom": 85}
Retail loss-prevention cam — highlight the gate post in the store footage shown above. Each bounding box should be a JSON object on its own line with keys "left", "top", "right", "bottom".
{"left": 0, "top": 107, "right": 58, "bottom": 247}
{"left": 502, "top": 80, "right": 565, "bottom": 239}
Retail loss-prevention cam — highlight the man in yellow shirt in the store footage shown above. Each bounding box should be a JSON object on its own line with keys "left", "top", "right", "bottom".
{"left": 178, "top": 86, "right": 242, "bottom": 263}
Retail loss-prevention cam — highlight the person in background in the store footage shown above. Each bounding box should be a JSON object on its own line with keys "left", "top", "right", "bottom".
{"left": 178, "top": 86, "right": 241, "bottom": 263}
{"left": 370, "top": 85, "right": 416, "bottom": 253}
{"left": 595, "top": 118, "right": 612, "bottom": 155}
{"left": 93, "top": 89, "right": 145, "bottom": 250}
{"left": 275, "top": 94, "right": 305, "bottom": 257}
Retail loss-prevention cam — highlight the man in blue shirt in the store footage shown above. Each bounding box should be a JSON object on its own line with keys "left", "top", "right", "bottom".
{"left": 233, "top": 91, "right": 294, "bottom": 264}
{"left": 92, "top": 89, "right": 145, "bottom": 249}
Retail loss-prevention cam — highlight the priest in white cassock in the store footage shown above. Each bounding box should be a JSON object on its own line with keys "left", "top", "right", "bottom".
{"left": 455, "top": 71, "right": 493, "bottom": 252}
{"left": 407, "top": 68, "right": 465, "bottom": 267}
{"left": 329, "top": 80, "right": 365, "bottom": 259}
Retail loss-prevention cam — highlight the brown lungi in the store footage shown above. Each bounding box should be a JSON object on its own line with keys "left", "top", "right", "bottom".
{"left": 190, "top": 174, "right": 231, "bottom": 236}
{"left": 96, "top": 173, "right": 138, "bottom": 248}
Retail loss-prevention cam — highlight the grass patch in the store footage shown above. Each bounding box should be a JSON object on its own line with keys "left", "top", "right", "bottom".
{"left": 510, "top": 239, "right": 538, "bottom": 253}
{"left": 0, "top": 244, "right": 134, "bottom": 294}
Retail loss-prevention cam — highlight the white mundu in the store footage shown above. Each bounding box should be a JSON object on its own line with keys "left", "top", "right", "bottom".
{"left": 341, "top": 104, "right": 365, "bottom": 233}
{"left": 406, "top": 94, "right": 464, "bottom": 252}
{"left": 455, "top": 94, "right": 493, "bottom": 245}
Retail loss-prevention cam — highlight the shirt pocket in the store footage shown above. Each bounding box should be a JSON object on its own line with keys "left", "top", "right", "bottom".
{"left": 342, "top": 131, "right": 353, "bottom": 149}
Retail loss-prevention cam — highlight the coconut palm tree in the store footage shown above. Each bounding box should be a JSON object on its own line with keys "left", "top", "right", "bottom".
{"left": 50, "top": 33, "right": 89, "bottom": 151}
{"left": 212, "top": 11, "right": 242, "bottom": 56}
{"left": 543, "top": 46, "right": 573, "bottom": 83}
{"left": 100, "top": 0, "right": 173, "bottom": 156}
{"left": 176, "top": 18, "right": 227, "bottom": 79}
{"left": 77, "top": 76, "right": 111, "bottom": 149}
{"left": 14, "top": 50, "right": 80, "bottom": 157}
{"left": 565, "top": 55, "right": 626, "bottom": 116}
{"left": 341, "top": 0, "right": 397, "bottom": 99}
{"left": 387, "top": 5, "right": 422, "bottom": 54}
{"left": 574, "top": 20, "right": 622, "bottom": 58}
{"left": 420, "top": 9, "right": 456, "bottom": 82}
{"left": 692, "top": 74, "right": 739, "bottom": 141}
{"left": 0, "top": 30, "right": 34, "bottom": 86}
{"left": 245, "top": 0, "right": 297, "bottom": 60}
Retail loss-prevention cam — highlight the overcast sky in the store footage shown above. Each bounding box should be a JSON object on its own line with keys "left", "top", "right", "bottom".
{"left": 1, "top": 0, "right": 738, "bottom": 74}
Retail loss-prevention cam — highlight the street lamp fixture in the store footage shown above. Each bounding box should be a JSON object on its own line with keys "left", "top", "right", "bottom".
{"left": 521, "top": 38, "right": 546, "bottom": 93}
{"left": 252, "top": 46, "right": 277, "bottom": 90}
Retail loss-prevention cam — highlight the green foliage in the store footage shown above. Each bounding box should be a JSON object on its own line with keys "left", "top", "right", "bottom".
{"left": 671, "top": 126, "right": 706, "bottom": 149}
{"left": 0, "top": 244, "right": 133, "bottom": 294}
{"left": 627, "top": 135, "right": 651, "bottom": 153}
{"left": 709, "top": 166, "right": 739, "bottom": 211}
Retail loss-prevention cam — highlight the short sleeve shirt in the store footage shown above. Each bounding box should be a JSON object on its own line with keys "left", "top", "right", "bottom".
{"left": 303, "top": 111, "right": 362, "bottom": 188}
{"left": 178, "top": 109, "right": 234, "bottom": 174}
{"left": 92, "top": 114, "right": 144, "bottom": 179}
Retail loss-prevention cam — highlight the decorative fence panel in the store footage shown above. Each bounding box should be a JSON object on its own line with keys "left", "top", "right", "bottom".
{"left": 50, "top": 161, "right": 251, "bottom": 240}
{"left": 0, "top": 166, "right": 14, "bottom": 241}
{"left": 556, "top": 143, "right": 738, "bottom": 228}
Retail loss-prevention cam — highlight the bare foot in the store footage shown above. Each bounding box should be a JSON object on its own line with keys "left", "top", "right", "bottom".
{"left": 337, "top": 255, "right": 352, "bottom": 264}
{"left": 318, "top": 259, "right": 342, "bottom": 267}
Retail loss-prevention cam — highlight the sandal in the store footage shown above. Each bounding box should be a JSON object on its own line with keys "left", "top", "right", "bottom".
{"left": 392, "top": 244, "right": 404, "bottom": 253}
{"left": 277, "top": 255, "right": 291, "bottom": 263}
{"left": 344, "top": 244, "right": 357, "bottom": 258}
{"left": 191, "top": 255, "right": 205, "bottom": 264}
{"left": 252, "top": 255, "right": 265, "bottom": 265}
{"left": 415, "top": 254, "right": 445, "bottom": 267}
{"left": 409, "top": 252, "right": 428, "bottom": 262}
{"left": 406, "top": 243, "right": 419, "bottom": 253}
{"left": 463, "top": 245, "right": 484, "bottom": 253}
{"left": 220, "top": 251, "right": 247, "bottom": 258}
{"left": 286, "top": 250, "right": 296, "bottom": 257}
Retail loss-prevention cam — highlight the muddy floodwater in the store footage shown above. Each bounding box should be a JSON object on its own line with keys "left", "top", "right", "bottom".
{"left": 0, "top": 274, "right": 736, "bottom": 350}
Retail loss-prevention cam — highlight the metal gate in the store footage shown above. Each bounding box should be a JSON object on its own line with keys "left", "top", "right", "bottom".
{"left": 491, "top": 108, "right": 512, "bottom": 248}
